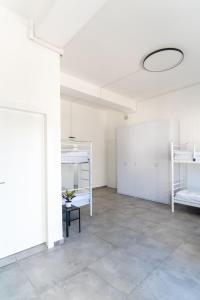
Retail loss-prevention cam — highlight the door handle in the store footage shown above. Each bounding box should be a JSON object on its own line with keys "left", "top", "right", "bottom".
{"left": 0, "top": 182, "right": 5, "bottom": 184}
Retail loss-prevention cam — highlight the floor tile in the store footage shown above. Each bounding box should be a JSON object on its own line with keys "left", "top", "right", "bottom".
{"left": 39, "top": 269, "right": 126, "bottom": 300}
{"left": 138, "top": 210, "right": 172, "bottom": 224}
{"left": 143, "top": 225, "right": 185, "bottom": 248}
{"left": 2, "top": 187, "right": 200, "bottom": 300}
{"left": 162, "top": 217, "right": 200, "bottom": 233}
{"left": 164, "top": 242, "right": 200, "bottom": 283}
{"left": 81, "top": 215, "right": 120, "bottom": 236}
{"left": 116, "top": 215, "right": 158, "bottom": 234}
{"left": 0, "top": 264, "right": 38, "bottom": 300}
{"left": 128, "top": 288, "right": 157, "bottom": 300}
{"left": 19, "top": 233, "right": 113, "bottom": 293}
{"left": 95, "top": 223, "right": 140, "bottom": 248}
{"left": 128, "top": 262, "right": 200, "bottom": 300}
{"left": 89, "top": 247, "right": 157, "bottom": 294}
{"left": 0, "top": 254, "right": 16, "bottom": 268}
{"left": 125, "top": 236, "right": 173, "bottom": 264}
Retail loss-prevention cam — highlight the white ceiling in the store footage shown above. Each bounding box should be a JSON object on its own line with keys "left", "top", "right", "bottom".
{"left": 0, "top": 0, "right": 108, "bottom": 47}
{"left": 0, "top": 0, "right": 55, "bottom": 23}
{"left": 1, "top": 0, "right": 200, "bottom": 103}
{"left": 37, "top": 0, "right": 108, "bottom": 47}
{"left": 61, "top": 0, "right": 200, "bottom": 101}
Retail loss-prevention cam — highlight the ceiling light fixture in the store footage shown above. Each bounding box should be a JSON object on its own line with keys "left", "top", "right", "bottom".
{"left": 143, "top": 48, "right": 184, "bottom": 72}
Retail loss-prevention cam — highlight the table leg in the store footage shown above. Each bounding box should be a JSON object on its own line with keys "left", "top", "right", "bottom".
{"left": 66, "top": 211, "right": 69, "bottom": 237}
{"left": 69, "top": 211, "right": 71, "bottom": 226}
{"left": 79, "top": 209, "right": 81, "bottom": 233}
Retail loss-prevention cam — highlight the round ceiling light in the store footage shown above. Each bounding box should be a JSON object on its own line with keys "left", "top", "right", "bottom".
{"left": 143, "top": 48, "right": 184, "bottom": 72}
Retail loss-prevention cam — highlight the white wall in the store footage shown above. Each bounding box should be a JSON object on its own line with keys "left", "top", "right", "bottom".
{"left": 107, "top": 84, "right": 200, "bottom": 188}
{"left": 62, "top": 83, "right": 200, "bottom": 191}
{"left": 0, "top": 6, "right": 62, "bottom": 249}
{"left": 61, "top": 97, "right": 107, "bottom": 187}
{"left": 126, "top": 86, "right": 200, "bottom": 147}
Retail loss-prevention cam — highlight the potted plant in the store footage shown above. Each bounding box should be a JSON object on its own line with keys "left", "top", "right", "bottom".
{"left": 62, "top": 190, "right": 76, "bottom": 208}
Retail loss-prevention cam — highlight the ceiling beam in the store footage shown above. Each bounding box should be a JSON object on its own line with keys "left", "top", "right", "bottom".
{"left": 37, "top": 0, "right": 108, "bottom": 48}
{"left": 60, "top": 73, "right": 136, "bottom": 113}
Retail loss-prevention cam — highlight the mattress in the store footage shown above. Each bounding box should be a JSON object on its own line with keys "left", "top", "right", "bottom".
{"left": 174, "top": 151, "right": 200, "bottom": 162}
{"left": 195, "top": 152, "right": 200, "bottom": 160}
{"left": 174, "top": 151, "right": 193, "bottom": 161}
{"left": 175, "top": 189, "right": 200, "bottom": 202}
{"left": 62, "top": 191, "right": 90, "bottom": 206}
{"left": 61, "top": 151, "right": 89, "bottom": 163}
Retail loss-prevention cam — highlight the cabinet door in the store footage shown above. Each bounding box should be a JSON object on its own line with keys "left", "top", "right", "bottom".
{"left": 134, "top": 121, "right": 170, "bottom": 203}
{"left": 117, "top": 121, "right": 172, "bottom": 204}
{"left": 154, "top": 121, "right": 171, "bottom": 203}
{"left": 117, "top": 126, "right": 135, "bottom": 196}
{"left": 134, "top": 122, "right": 157, "bottom": 201}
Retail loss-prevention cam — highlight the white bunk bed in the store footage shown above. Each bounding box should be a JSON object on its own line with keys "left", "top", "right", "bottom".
{"left": 171, "top": 142, "right": 200, "bottom": 212}
{"left": 61, "top": 139, "right": 92, "bottom": 216}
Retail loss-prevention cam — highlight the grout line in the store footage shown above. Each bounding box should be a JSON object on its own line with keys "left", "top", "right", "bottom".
{"left": 126, "top": 239, "right": 185, "bottom": 296}
{"left": 87, "top": 267, "right": 128, "bottom": 297}
{"left": 2, "top": 189, "right": 197, "bottom": 298}
{"left": 15, "top": 256, "right": 43, "bottom": 297}
{"left": 87, "top": 264, "right": 129, "bottom": 296}
{"left": 36, "top": 235, "right": 120, "bottom": 296}
{"left": 92, "top": 232, "right": 119, "bottom": 250}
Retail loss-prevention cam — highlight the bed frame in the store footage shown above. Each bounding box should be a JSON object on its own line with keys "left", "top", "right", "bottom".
{"left": 171, "top": 142, "right": 200, "bottom": 212}
{"left": 61, "top": 139, "right": 93, "bottom": 216}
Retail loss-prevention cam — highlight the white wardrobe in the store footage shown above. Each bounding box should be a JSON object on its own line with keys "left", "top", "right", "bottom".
{"left": 117, "top": 120, "right": 178, "bottom": 204}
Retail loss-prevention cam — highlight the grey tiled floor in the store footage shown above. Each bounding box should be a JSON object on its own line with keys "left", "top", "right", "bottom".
{"left": 1, "top": 188, "right": 200, "bottom": 299}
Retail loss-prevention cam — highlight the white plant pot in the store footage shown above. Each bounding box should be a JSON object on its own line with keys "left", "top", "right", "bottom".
{"left": 66, "top": 202, "right": 72, "bottom": 208}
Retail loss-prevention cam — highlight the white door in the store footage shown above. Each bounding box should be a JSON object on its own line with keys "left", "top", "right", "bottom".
{"left": 0, "top": 108, "right": 46, "bottom": 259}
